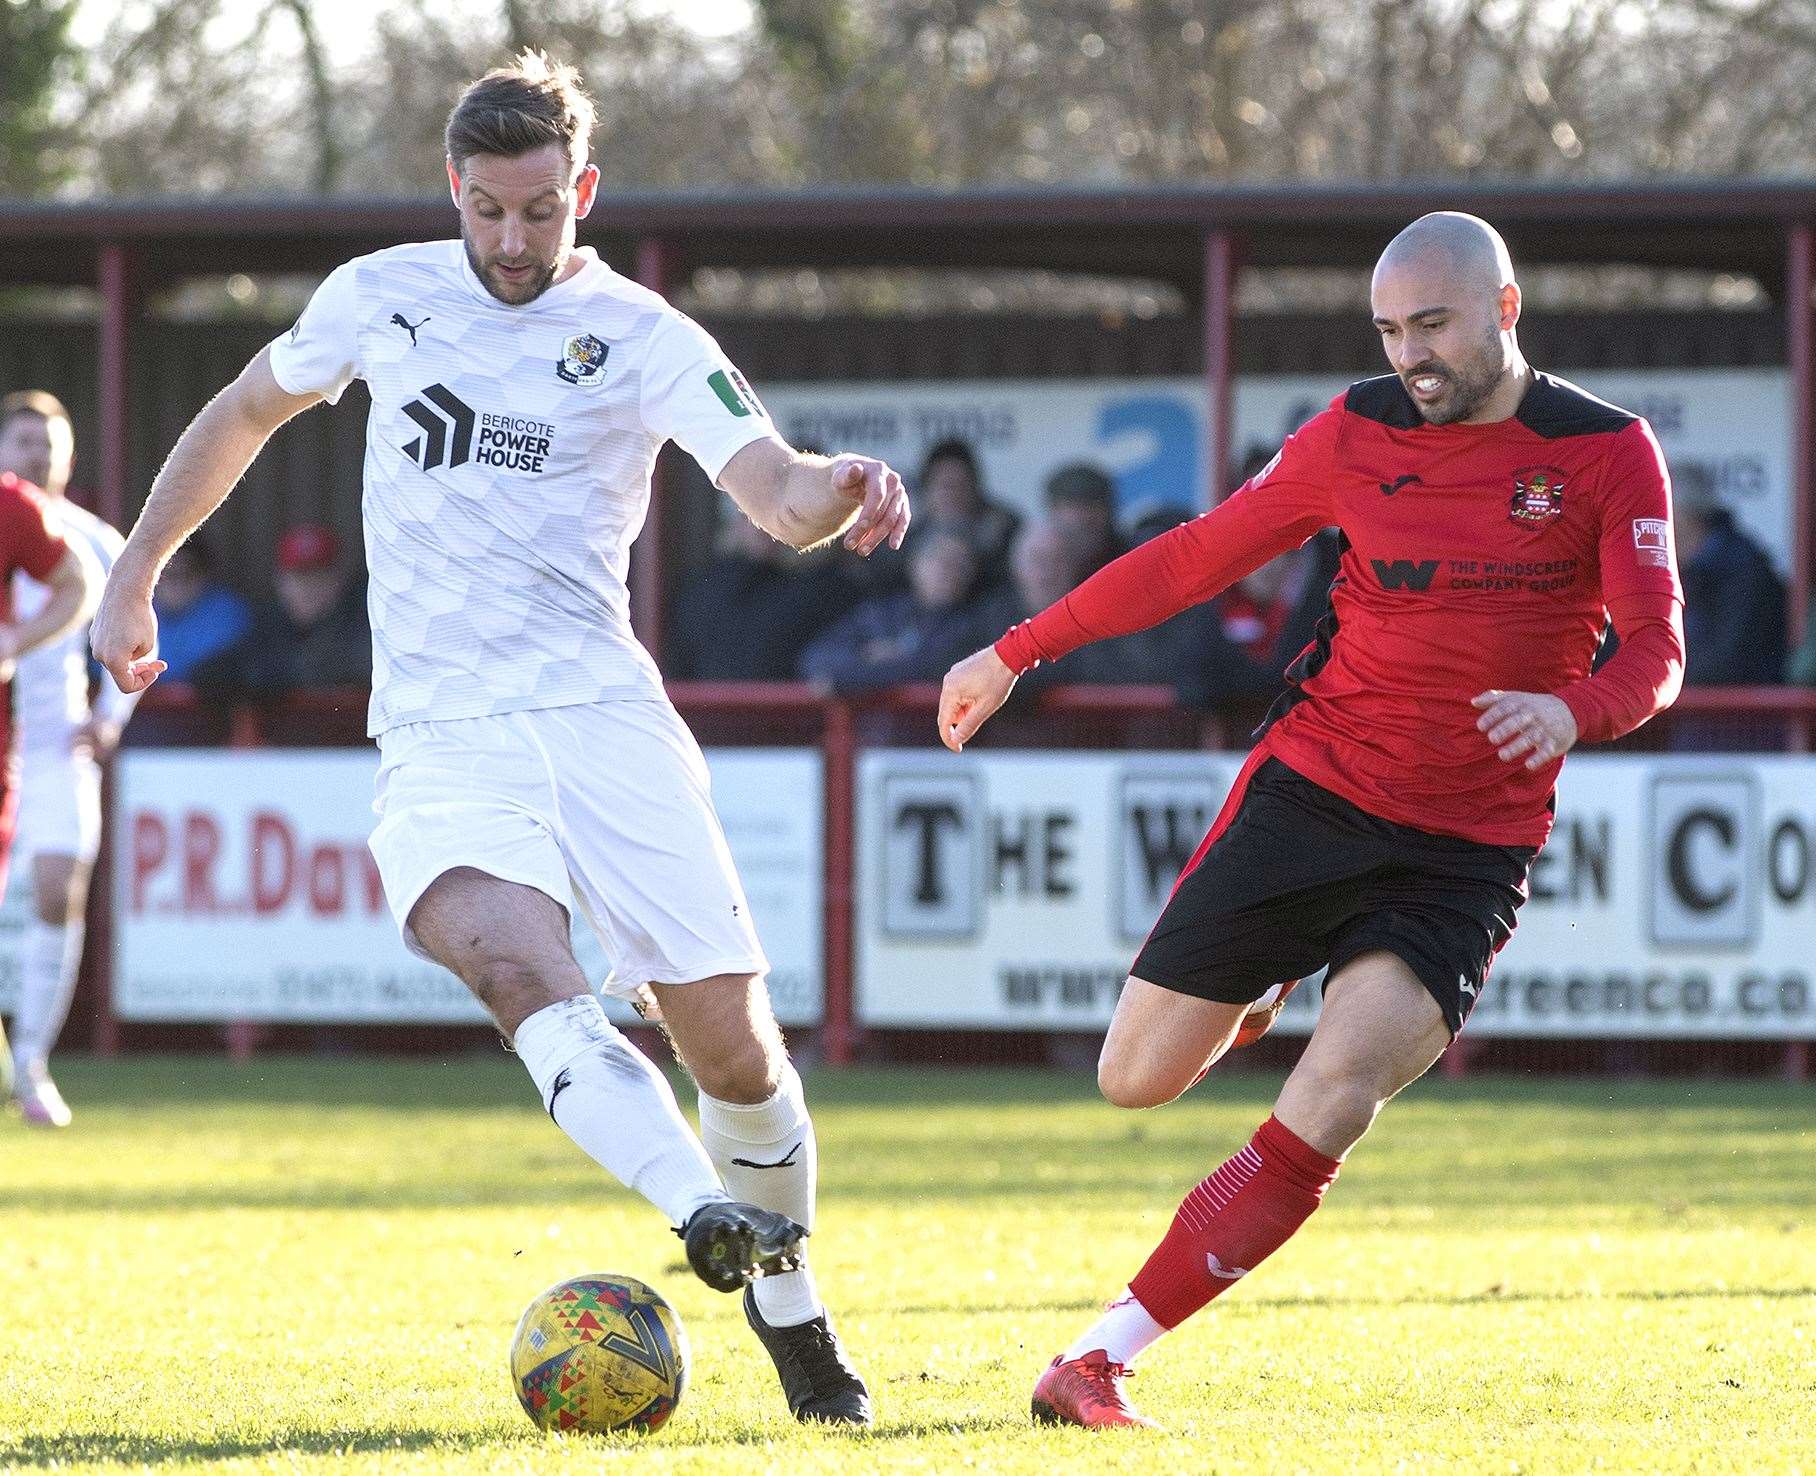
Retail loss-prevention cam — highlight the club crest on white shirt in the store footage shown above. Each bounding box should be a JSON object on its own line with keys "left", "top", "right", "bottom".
{"left": 557, "top": 331, "right": 610, "bottom": 387}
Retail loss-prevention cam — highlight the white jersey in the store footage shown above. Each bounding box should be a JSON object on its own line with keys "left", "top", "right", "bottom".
{"left": 13, "top": 499, "right": 135, "bottom": 759}
{"left": 267, "top": 241, "right": 777, "bottom": 735}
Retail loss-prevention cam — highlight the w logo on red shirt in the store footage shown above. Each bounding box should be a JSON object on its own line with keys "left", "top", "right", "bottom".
{"left": 1371, "top": 558, "right": 1440, "bottom": 591}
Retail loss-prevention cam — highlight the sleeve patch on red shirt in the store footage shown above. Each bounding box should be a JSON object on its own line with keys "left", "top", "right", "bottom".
{"left": 1632, "top": 517, "right": 1671, "bottom": 568}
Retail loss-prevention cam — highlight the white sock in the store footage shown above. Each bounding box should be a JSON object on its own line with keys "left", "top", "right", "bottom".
{"left": 13, "top": 916, "right": 85, "bottom": 1071}
{"left": 1063, "top": 1289, "right": 1169, "bottom": 1366}
{"left": 512, "top": 994, "right": 728, "bottom": 1228}
{"left": 697, "top": 1060, "right": 825, "bottom": 1327}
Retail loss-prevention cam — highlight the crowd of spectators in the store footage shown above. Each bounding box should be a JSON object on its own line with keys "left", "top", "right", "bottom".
{"left": 154, "top": 521, "right": 371, "bottom": 698}
{"left": 671, "top": 439, "right": 1338, "bottom": 708}
{"left": 133, "top": 445, "right": 1816, "bottom": 730}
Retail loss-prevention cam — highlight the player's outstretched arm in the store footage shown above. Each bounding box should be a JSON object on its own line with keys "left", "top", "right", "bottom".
{"left": 718, "top": 439, "right": 909, "bottom": 556}
{"left": 937, "top": 645, "right": 1018, "bottom": 753}
{"left": 0, "top": 543, "right": 102, "bottom": 675}
{"left": 94, "top": 347, "right": 322, "bottom": 691}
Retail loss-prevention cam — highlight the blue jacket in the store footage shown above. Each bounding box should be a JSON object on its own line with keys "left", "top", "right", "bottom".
{"left": 798, "top": 592, "right": 979, "bottom": 692}
{"left": 153, "top": 585, "right": 252, "bottom": 682}
{"left": 1681, "top": 517, "right": 1786, "bottom": 686}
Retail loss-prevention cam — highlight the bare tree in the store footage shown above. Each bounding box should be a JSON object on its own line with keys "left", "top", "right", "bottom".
{"left": 27, "top": 0, "right": 1816, "bottom": 201}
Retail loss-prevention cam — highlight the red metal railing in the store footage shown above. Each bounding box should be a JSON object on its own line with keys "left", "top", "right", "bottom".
{"left": 100, "top": 681, "right": 1816, "bottom": 1064}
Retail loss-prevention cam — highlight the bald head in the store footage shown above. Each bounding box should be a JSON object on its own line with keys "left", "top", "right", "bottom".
{"left": 1370, "top": 213, "right": 1527, "bottom": 426}
{"left": 1375, "top": 212, "right": 1515, "bottom": 292}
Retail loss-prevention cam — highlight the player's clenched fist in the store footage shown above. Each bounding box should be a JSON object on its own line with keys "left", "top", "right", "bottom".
{"left": 1472, "top": 689, "right": 1578, "bottom": 770}
{"left": 832, "top": 456, "right": 910, "bottom": 557}
{"left": 90, "top": 575, "right": 167, "bottom": 693}
{"left": 938, "top": 644, "right": 1018, "bottom": 752}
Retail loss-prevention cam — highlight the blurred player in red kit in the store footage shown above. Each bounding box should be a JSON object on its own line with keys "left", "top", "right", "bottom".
{"left": 937, "top": 213, "right": 1686, "bottom": 1429}
{"left": 0, "top": 404, "right": 103, "bottom": 1117}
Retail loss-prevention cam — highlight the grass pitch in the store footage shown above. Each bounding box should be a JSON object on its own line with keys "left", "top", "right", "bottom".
{"left": 1, "top": 1056, "right": 1811, "bottom": 1474}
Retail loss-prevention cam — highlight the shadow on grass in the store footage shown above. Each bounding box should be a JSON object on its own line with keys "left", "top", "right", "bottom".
{"left": 0, "top": 1413, "right": 1017, "bottom": 1468}
{"left": 50, "top": 1055, "right": 1816, "bottom": 1114}
{"left": 0, "top": 1428, "right": 484, "bottom": 1468}
{"left": 892, "top": 1283, "right": 1816, "bottom": 1318}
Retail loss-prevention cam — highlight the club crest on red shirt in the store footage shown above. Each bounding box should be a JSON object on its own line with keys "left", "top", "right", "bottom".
{"left": 1509, "top": 466, "right": 1566, "bottom": 524}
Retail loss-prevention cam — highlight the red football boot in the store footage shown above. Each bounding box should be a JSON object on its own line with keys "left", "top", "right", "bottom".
{"left": 1233, "top": 977, "right": 1303, "bottom": 1049}
{"left": 1030, "top": 1350, "right": 1160, "bottom": 1429}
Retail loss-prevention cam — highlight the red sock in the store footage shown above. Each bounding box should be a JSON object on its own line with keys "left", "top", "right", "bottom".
{"left": 1127, "top": 1114, "right": 1341, "bottom": 1329}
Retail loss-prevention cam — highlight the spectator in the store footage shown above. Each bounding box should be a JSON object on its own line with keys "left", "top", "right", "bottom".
{"left": 220, "top": 523, "right": 371, "bottom": 693}
{"left": 903, "top": 438, "right": 1021, "bottom": 587}
{"left": 1044, "top": 461, "right": 1124, "bottom": 575}
{"left": 1124, "top": 499, "right": 1195, "bottom": 550}
{"left": 1173, "top": 531, "right": 1342, "bottom": 709}
{"left": 1676, "top": 467, "right": 1786, "bottom": 685}
{"left": 799, "top": 528, "right": 981, "bottom": 691}
{"left": 151, "top": 538, "right": 252, "bottom": 682}
{"left": 668, "top": 512, "right": 860, "bottom": 680}
{"left": 976, "top": 520, "right": 1173, "bottom": 688}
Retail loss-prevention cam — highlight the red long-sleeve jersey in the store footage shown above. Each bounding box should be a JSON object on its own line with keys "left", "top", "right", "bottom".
{"left": 997, "top": 373, "right": 1685, "bottom": 847}
{"left": 0, "top": 471, "right": 75, "bottom": 891}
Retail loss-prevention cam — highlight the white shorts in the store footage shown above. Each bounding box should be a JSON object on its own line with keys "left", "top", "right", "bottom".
{"left": 13, "top": 753, "right": 103, "bottom": 864}
{"left": 369, "top": 700, "right": 767, "bottom": 997}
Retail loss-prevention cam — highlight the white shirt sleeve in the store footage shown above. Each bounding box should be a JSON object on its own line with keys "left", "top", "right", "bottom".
{"left": 639, "top": 311, "right": 779, "bottom": 481}
{"left": 267, "top": 260, "right": 364, "bottom": 404}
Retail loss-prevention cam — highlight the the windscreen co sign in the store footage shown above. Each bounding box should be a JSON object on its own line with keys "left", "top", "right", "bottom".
{"left": 858, "top": 752, "right": 1816, "bottom": 1038}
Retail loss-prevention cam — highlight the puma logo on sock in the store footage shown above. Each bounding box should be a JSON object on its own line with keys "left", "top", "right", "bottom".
{"left": 545, "top": 1068, "right": 573, "bottom": 1121}
{"left": 731, "top": 1140, "right": 802, "bottom": 1170}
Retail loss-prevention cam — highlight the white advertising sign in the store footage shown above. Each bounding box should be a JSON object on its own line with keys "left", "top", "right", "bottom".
{"left": 858, "top": 751, "right": 1243, "bottom": 1030}
{"left": 765, "top": 369, "right": 1792, "bottom": 572}
{"left": 765, "top": 377, "right": 1210, "bottom": 522}
{"left": 111, "top": 748, "right": 823, "bottom": 1026}
{"left": 857, "top": 750, "right": 1816, "bottom": 1039}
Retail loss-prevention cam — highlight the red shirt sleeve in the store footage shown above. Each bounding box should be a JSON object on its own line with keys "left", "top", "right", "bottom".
{"left": 1557, "top": 593, "right": 1685, "bottom": 743}
{"left": 0, "top": 473, "right": 70, "bottom": 583}
{"left": 996, "top": 405, "right": 1340, "bottom": 673}
{"left": 1595, "top": 419, "right": 1683, "bottom": 606}
{"left": 1554, "top": 421, "right": 1686, "bottom": 742}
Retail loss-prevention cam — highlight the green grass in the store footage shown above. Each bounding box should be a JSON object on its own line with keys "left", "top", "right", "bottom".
{"left": 1, "top": 1057, "right": 1812, "bottom": 1473}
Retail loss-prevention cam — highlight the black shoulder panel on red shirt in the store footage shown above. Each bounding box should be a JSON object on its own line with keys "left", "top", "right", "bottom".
{"left": 1342, "top": 370, "right": 1640, "bottom": 441}
{"left": 1343, "top": 374, "right": 1422, "bottom": 429}
{"left": 1513, "top": 372, "right": 1639, "bottom": 439}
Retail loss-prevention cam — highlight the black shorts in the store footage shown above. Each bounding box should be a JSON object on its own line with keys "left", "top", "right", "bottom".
{"left": 1131, "top": 754, "right": 1537, "bottom": 1036}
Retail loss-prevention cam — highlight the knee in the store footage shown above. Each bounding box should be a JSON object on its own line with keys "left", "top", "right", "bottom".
{"left": 690, "top": 1034, "right": 781, "bottom": 1105}
{"left": 1097, "top": 1050, "right": 1186, "bottom": 1111}
{"left": 1286, "top": 1059, "right": 1390, "bottom": 1146}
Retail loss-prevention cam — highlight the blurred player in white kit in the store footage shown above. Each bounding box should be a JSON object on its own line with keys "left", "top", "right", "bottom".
{"left": 0, "top": 392, "right": 135, "bottom": 1127}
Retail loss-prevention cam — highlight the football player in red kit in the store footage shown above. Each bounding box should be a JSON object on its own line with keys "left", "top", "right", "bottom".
{"left": 0, "top": 460, "right": 100, "bottom": 1109}
{"left": 937, "top": 213, "right": 1685, "bottom": 1429}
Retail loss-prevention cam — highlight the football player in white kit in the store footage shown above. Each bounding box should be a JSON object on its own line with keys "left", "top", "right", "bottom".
{"left": 92, "top": 53, "right": 906, "bottom": 1424}
{"left": 0, "top": 392, "right": 138, "bottom": 1127}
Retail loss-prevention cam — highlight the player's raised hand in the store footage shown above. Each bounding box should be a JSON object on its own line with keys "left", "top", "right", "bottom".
{"left": 831, "top": 455, "right": 910, "bottom": 556}
{"left": 939, "top": 645, "right": 1018, "bottom": 752}
{"left": 91, "top": 577, "right": 167, "bottom": 693}
{"left": 1473, "top": 689, "right": 1578, "bottom": 770}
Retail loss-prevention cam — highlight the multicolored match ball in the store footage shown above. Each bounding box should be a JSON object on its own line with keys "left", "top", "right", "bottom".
{"left": 509, "top": 1273, "right": 689, "bottom": 1436}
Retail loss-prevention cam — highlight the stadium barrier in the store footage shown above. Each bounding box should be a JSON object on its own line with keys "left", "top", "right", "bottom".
{"left": 15, "top": 682, "right": 1812, "bottom": 1078}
